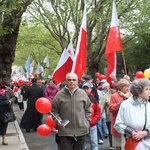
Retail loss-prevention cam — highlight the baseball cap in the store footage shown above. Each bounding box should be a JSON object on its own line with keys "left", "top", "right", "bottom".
{"left": 82, "top": 82, "right": 92, "bottom": 88}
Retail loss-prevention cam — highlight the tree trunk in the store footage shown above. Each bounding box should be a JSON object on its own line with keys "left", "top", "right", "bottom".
{"left": 0, "top": 34, "right": 17, "bottom": 85}
{"left": 0, "top": 0, "right": 33, "bottom": 85}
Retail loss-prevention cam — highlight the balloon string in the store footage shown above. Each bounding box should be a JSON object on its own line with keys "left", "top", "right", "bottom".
{"left": 48, "top": 111, "right": 59, "bottom": 121}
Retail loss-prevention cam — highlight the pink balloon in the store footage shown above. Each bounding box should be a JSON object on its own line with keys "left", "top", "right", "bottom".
{"left": 37, "top": 124, "right": 52, "bottom": 137}
{"left": 46, "top": 115, "right": 56, "bottom": 128}
{"left": 35, "top": 97, "right": 52, "bottom": 114}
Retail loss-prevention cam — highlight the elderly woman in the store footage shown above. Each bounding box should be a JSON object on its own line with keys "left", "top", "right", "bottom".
{"left": 114, "top": 78, "right": 150, "bottom": 150}
{"left": 109, "top": 79, "right": 131, "bottom": 150}
{"left": 0, "top": 79, "right": 15, "bottom": 145}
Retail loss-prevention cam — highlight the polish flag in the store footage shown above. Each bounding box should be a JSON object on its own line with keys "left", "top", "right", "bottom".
{"left": 105, "top": 0, "right": 123, "bottom": 83}
{"left": 52, "top": 41, "right": 75, "bottom": 85}
{"left": 71, "top": 1, "right": 87, "bottom": 80}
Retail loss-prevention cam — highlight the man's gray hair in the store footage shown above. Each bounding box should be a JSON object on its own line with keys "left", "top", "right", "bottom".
{"left": 130, "top": 78, "right": 150, "bottom": 97}
{"left": 66, "top": 73, "right": 78, "bottom": 80}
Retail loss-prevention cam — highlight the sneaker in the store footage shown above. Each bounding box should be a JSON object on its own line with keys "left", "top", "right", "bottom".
{"left": 109, "top": 147, "right": 114, "bottom": 150}
{"left": 98, "top": 140, "right": 104, "bottom": 144}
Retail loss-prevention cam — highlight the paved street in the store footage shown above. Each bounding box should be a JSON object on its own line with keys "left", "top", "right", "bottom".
{"left": 14, "top": 103, "right": 111, "bottom": 150}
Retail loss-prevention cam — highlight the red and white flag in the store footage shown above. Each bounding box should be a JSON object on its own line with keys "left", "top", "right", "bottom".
{"left": 52, "top": 41, "right": 75, "bottom": 85}
{"left": 71, "top": 1, "right": 87, "bottom": 80}
{"left": 105, "top": 0, "right": 123, "bottom": 83}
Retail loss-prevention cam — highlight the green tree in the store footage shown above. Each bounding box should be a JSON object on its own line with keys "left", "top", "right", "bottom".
{"left": 1, "top": 0, "right": 150, "bottom": 84}
{"left": 24, "top": 0, "right": 150, "bottom": 76}
{"left": 15, "top": 19, "right": 61, "bottom": 77}
{"left": 0, "top": 0, "right": 33, "bottom": 84}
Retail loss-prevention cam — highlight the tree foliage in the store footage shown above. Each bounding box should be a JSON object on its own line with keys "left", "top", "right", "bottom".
{"left": 22, "top": 0, "right": 150, "bottom": 76}
{"left": 15, "top": 19, "right": 61, "bottom": 76}
{"left": 0, "top": 0, "right": 33, "bottom": 84}
{"left": 0, "top": 0, "right": 150, "bottom": 84}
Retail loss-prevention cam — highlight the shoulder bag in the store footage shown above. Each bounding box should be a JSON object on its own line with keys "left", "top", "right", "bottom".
{"left": 4, "top": 105, "right": 16, "bottom": 123}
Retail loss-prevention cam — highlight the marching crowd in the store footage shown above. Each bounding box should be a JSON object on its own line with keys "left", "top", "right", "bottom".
{"left": 0, "top": 73, "right": 150, "bottom": 150}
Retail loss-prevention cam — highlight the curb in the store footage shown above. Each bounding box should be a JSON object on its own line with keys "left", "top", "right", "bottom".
{"left": 14, "top": 120, "right": 29, "bottom": 150}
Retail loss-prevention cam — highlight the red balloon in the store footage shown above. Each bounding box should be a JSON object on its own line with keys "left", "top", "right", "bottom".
{"left": 35, "top": 97, "right": 52, "bottom": 114}
{"left": 95, "top": 72, "right": 100, "bottom": 78}
{"left": 34, "top": 73, "right": 38, "bottom": 78}
{"left": 98, "top": 74, "right": 106, "bottom": 80}
{"left": 18, "top": 80, "right": 24, "bottom": 87}
{"left": 13, "top": 81, "right": 18, "bottom": 85}
{"left": 37, "top": 124, "right": 52, "bottom": 137}
{"left": 136, "top": 71, "right": 144, "bottom": 78}
{"left": 46, "top": 115, "right": 56, "bottom": 128}
{"left": 13, "top": 87, "right": 19, "bottom": 92}
{"left": 28, "top": 81, "right": 32, "bottom": 86}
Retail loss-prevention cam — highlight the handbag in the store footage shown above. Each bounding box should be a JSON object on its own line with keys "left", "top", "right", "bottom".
{"left": 124, "top": 136, "right": 141, "bottom": 150}
{"left": 4, "top": 105, "right": 16, "bottom": 123}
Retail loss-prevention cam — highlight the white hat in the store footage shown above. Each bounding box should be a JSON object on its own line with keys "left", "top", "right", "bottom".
{"left": 100, "top": 79, "right": 107, "bottom": 83}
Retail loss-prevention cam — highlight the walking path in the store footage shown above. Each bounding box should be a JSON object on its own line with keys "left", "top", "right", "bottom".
{"left": 1, "top": 103, "right": 111, "bottom": 150}
{"left": 0, "top": 105, "right": 29, "bottom": 150}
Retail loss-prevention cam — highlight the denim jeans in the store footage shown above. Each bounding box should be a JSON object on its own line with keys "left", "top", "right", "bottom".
{"left": 97, "top": 112, "right": 109, "bottom": 141}
{"left": 89, "top": 125, "right": 99, "bottom": 150}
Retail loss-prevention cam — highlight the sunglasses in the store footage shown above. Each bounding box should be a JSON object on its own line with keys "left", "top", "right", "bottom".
{"left": 67, "top": 79, "right": 77, "bottom": 81}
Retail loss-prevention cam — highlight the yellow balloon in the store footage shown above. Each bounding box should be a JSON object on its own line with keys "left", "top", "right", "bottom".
{"left": 144, "top": 69, "right": 150, "bottom": 78}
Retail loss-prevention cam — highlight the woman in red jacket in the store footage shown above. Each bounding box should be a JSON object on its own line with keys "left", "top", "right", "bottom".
{"left": 109, "top": 79, "right": 131, "bottom": 150}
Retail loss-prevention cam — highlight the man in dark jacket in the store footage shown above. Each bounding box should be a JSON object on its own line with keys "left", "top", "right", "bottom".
{"left": 20, "top": 78, "right": 44, "bottom": 132}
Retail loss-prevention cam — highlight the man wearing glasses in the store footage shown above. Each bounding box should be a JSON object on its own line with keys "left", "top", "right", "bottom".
{"left": 51, "top": 72, "right": 91, "bottom": 150}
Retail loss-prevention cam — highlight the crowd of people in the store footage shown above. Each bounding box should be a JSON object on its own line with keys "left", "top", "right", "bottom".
{"left": 0, "top": 73, "right": 150, "bottom": 150}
